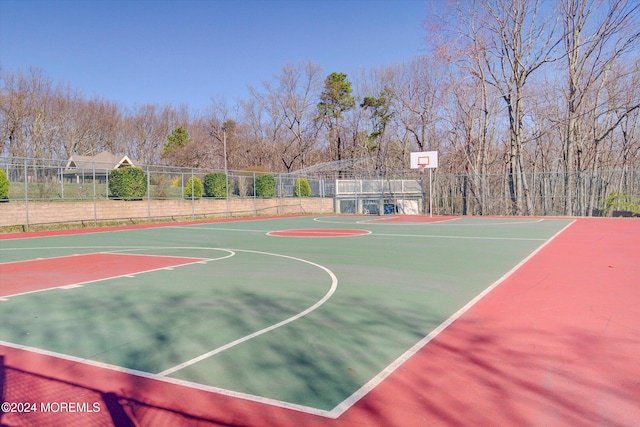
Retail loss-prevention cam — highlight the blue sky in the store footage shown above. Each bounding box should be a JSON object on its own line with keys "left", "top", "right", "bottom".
{"left": 1, "top": 0, "right": 430, "bottom": 113}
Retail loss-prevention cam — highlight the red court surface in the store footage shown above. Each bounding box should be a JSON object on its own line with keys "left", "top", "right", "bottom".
{"left": 0, "top": 214, "right": 305, "bottom": 241}
{"left": 1, "top": 217, "right": 638, "bottom": 426}
{"left": 335, "top": 218, "right": 640, "bottom": 426}
{"left": 0, "top": 253, "right": 206, "bottom": 298}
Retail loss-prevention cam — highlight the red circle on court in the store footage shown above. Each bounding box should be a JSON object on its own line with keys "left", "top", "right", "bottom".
{"left": 268, "top": 229, "right": 370, "bottom": 237}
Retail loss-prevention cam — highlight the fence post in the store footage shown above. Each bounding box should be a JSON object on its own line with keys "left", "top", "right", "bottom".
{"left": 225, "top": 171, "right": 229, "bottom": 216}
{"left": 319, "top": 178, "right": 322, "bottom": 214}
{"left": 300, "top": 177, "right": 304, "bottom": 214}
{"left": 92, "top": 162, "right": 97, "bottom": 226}
{"left": 181, "top": 172, "right": 185, "bottom": 199}
{"left": 105, "top": 169, "right": 109, "bottom": 201}
{"left": 59, "top": 164, "right": 64, "bottom": 199}
{"left": 278, "top": 173, "right": 283, "bottom": 215}
{"left": 354, "top": 179, "right": 358, "bottom": 214}
{"left": 147, "top": 166, "right": 151, "bottom": 221}
{"left": 24, "top": 158, "right": 29, "bottom": 232}
{"left": 191, "top": 168, "right": 195, "bottom": 220}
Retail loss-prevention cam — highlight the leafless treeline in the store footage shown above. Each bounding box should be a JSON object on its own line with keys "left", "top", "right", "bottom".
{"left": 1, "top": 0, "right": 638, "bottom": 215}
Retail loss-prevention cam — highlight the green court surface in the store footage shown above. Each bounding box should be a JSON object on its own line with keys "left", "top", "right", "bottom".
{"left": 0, "top": 216, "right": 572, "bottom": 412}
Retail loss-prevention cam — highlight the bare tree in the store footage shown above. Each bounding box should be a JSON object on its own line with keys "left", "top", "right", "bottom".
{"left": 272, "top": 62, "right": 323, "bottom": 172}
{"left": 125, "top": 104, "right": 184, "bottom": 165}
{"left": 436, "top": 5, "right": 501, "bottom": 214}
{"left": 241, "top": 89, "right": 281, "bottom": 170}
{"left": 559, "top": 0, "right": 640, "bottom": 214}
{"left": 0, "top": 68, "right": 59, "bottom": 158}
{"left": 388, "top": 57, "right": 446, "bottom": 154}
{"left": 479, "top": 0, "right": 562, "bottom": 215}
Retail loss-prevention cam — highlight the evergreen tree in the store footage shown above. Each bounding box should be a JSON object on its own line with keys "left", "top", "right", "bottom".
{"left": 318, "top": 72, "right": 355, "bottom": 162}
{"left": 163, "top": 126, "right": 191, "bottom": 157}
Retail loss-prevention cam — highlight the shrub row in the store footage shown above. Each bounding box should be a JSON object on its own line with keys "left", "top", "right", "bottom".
{"left": 0, "top": 169, "right": 9, "bottom": 200}
{"left": 2, "top": 168, "right": 312, "bottom": 201}
{"left": 184, "top": 174, "right": 310, "bottom": 199}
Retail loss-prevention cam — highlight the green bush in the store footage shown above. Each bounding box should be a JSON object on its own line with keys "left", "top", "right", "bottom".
{"left": 294, "top": 177, "right": 311, "bottom": 197}
{"left": 0, "top": 169, "right": 9, "bottom": 200}
{"left": 603, "top": 192, "right": 640, "bottom": 216}
{"left": 253, "top": 174, "right": 276, "bottom": 198}
{"left": 185, "top": 176, "right": 203, "bottom": 199}
{"left": 108, "top": 167, "right": 147, "bottom": 200}
{"left": 203, "top": 172, "right": 227, "bottom": 197}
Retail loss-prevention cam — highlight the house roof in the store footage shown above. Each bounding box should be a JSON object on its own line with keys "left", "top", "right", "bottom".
{"left": 65, "top": 151, "right": 135, "bottom": 171}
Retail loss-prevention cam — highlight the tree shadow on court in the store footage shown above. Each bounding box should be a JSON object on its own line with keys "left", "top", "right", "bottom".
{"left": 3, "top": 289, "right": 638, "bottom": 426}
{"left": 339, "top": 313, "right": 640, "bottom": 427}
{"left": 0, "top": 355, "right": 246, "bottom": 427}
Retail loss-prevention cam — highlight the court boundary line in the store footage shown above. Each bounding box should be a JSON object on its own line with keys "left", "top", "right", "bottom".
{"left": 266, "top": 229, "right": 372, "bottom": 238}
{"left": 142, "top": 226, "right": 549, "bottom": 241}
{"left": 326, "top": 218, "right": 576, "bottom": 418}
{"left": 0, "top": 339, "right": 333, "bottom": 418}
{"left": 0, "top": 215, "right": 310, "bottom": 241}
{"left": 0, "top": 219, "right": 577, "bottom": 419}
{"left": 0, "top": 245, "right": 341, "bottom": 418}
{"left": 370, "top": 232, "right": 548, "bottom": 241}
{"left": 357, "top": 216, "right": 462, "bottom": 225}
{"left": 0, "top": 251, "right": 222, "bottom": 300}
{"left": 0, "top": 250, "right": 211, "bottom": 266}
{"left": 313, "top": 216, "right": 546, "bottom": 226}
{"left": 167, "top": 226, "right": 268, "bottom": 233}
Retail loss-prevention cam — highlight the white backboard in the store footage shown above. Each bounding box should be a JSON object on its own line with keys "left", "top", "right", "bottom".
{"left": 410, "top": 151, "right": 438, "bottom": 169}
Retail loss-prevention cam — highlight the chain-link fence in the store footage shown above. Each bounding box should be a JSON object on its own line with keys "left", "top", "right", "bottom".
{"left": 0, "top": 157, "right": 335, "bottom": 229}
{"left": 0, "top": 157, "right": 333, "bottom": 202}
{"left": 433, "top": 169, "right": 640, "bottom": 217}
{"left": 1, "top": 157, "right": 638, "bottom": 229}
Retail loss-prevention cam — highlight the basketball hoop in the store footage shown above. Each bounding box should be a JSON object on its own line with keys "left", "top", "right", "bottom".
{"left": 417, "top": 156, "right": 430, "bottom": 168}
{"left": 410, "top": 151, "right": 438, "bottom": 170}
{"left": 410, "top": 151, "right": 438, "bottom": 218}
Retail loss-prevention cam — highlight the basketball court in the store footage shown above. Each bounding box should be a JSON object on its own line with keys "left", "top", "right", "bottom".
{"left": 1, "top": 215, "right": 638, "bottom": 426}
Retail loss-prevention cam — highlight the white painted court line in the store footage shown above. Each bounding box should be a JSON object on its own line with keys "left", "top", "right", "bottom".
{"left": 313, "top": 216, "right": 546, "bottom": 227}
{"left": 370, "top": 232, "right": 548, "bottom": 241}
{"left": 433, "top": 218, "right": 545, "bottom": 226}
{"left": 60, "top": 284, "right": 83, "bottom": 290}
{"left": 107, "top": 251, "right": 213, "bottom": 261}
{"left": 167, "top": 226, "right": 269, "bottom": 233}
{"left": 358, "top": 217, "right": 461, "bottom": 225}
{"left": 0, "top": 250, "right": 233, "bottom": 300}
{"left": 0, "top": 246, "right": 341, "bottom": 419}
{"left": 313, "top": 216, "right": 373, "bottom": 225}
{"left": 325, "top": 219, "right": 576, "bottom": 418}
{"left": 0, "top": 340, "right": 334, "bottom": 418}
{"left": 266, "top": 229, "right": 372, "bottom": 238}
{"left": 0, "top": 222, "right": 575, "bottom": 418}
{"left": 0, "top": 252, "right": 93, "bottom": 266}
{"left": 0, "top": 245, "right": 162, "bottom": 261}
{"left": 0, "top": 216, "right": 310, "bottom": 241}
{"left": 158, "top": 249, "right": 338, "bottom": 376}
